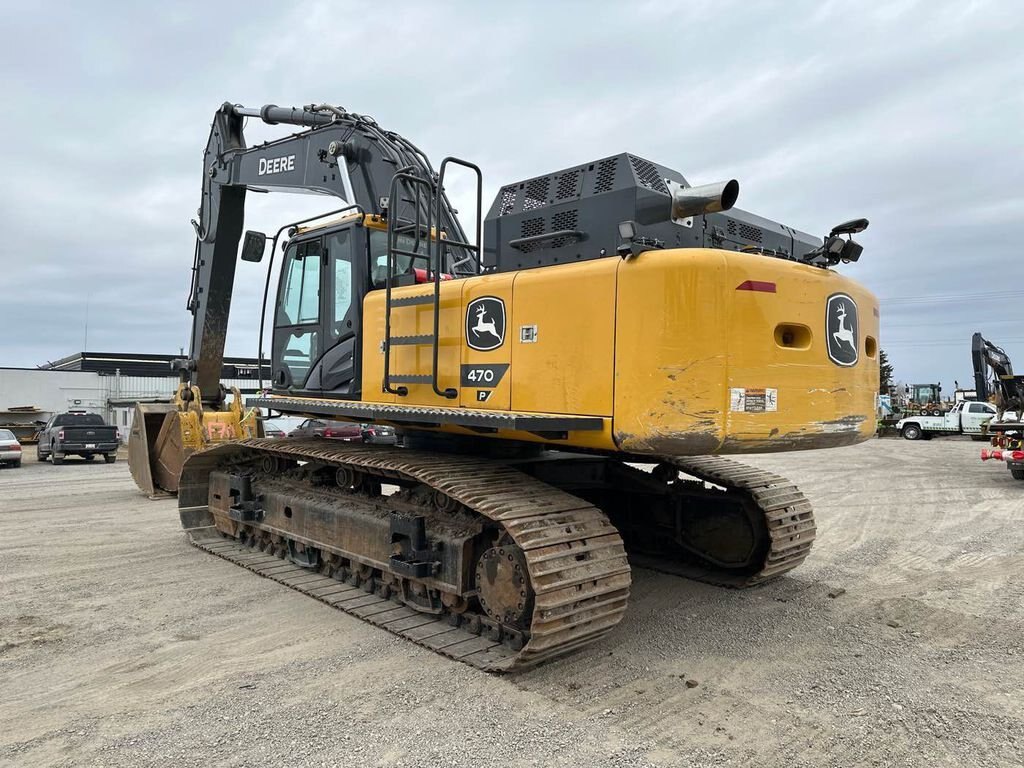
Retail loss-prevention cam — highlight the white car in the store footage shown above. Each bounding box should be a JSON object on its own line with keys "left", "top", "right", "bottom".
{"left": 0, "top": 429, "right": 23, "bottom": 468}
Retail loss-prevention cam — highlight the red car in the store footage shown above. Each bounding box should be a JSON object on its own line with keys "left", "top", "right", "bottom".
{"left": 287, "top": 419, "right": 396, "bottom": 443}
{"left": 288, "top": 419, "right": 359, "bottom": 440}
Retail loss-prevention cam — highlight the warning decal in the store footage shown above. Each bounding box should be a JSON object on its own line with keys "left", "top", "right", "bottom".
{"left": 730, "top": 388, "right": 778, "bottom": 413}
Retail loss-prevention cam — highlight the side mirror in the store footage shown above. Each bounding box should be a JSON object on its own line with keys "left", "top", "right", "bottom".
{"left": 240, "top": 230, "right": 267, "bottom": 262}
{"left": 840, "top": 238, "right": 863, "bottom": 263}
{"left": 829, "top": 218, "right": 869, "bottom": 237}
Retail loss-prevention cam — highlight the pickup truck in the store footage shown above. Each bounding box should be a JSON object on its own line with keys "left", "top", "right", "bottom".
{"left": 36, "top": 411, "right": 120, "bottom": 464}
{"left": 896, "top": 400, "right": 998, "bottom": 441}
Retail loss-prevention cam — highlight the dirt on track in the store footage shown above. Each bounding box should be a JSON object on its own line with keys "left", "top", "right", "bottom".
{"left": 1, "top": 439, "right": 1022, "bottom": 767}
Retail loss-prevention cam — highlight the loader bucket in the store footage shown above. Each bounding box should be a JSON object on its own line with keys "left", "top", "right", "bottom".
{"left": 128, "top": 403, "right": 191, "bottom": 497}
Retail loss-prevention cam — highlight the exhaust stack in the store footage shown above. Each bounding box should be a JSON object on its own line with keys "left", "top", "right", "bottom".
{"left": 669, "top": 179, "right": 739, "bottom": 223}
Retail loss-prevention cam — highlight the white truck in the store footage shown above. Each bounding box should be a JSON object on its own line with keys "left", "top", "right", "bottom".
{"left": 896, "top": 400, "right": 998, "bottom": 440}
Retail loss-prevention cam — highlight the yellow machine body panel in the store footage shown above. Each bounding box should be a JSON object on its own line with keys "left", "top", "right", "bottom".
{"left": 511, "top": 259, "right": 617, "bottom": 417}
{"left": 461, "top": 274, "right": 515, "bottom": 410}
{"left": 387, "top": 281, "right": 463, "bottom": 407}
{"left": 356, "top": 247, "right": 877, "bottom": 457}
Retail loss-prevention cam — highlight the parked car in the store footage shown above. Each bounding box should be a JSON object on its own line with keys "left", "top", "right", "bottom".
{"left": 289, "top": 419, "right": 360, "bottom": 440}
{"left": 0, "top": 429, "right": 23, "bottom": 467}
{"left": 288, "top": 419, "right": 396, "bottom": 443}
{"left": 36, "top": 411, "right": 120, "bottom": 464}
{"left": 361, "top": 424, "right": 396, "bottom": 444}
{"left": 262, "top": 421, "right": 286, "bottom": 439}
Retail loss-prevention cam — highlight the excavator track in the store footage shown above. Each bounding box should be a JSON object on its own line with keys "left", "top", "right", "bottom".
{"left": 652, "top": 455, "right": 817, "bottom": 587}
{"left": 180, "top": 439, "right": 632, "bottom": 672}
{"left": 179, "top": 442, "right": 814, "bottom": 671}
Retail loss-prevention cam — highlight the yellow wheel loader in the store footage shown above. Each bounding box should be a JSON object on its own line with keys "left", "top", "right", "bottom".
{"left": 131, "top": 102, "right": 877, "bottom": 669}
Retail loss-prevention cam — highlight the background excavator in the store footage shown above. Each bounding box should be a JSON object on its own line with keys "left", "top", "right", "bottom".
{"left": 128, "top": 102, "right": 878, "bottom": 670}
{"left": 974, "top": 332, "right": 1024, "bottom": 481}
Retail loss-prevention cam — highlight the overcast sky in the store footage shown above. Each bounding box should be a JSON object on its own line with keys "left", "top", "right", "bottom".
{"left": 1, "top": 0, "right": 1021, "bottom": 395}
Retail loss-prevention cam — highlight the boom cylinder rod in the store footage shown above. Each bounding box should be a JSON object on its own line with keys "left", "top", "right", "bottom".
{"left": 232, "top": 104, "right": 335, "bottom": 127}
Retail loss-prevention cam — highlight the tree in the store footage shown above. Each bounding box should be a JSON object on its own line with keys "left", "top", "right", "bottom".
{"left": 879, "top": 348, "right": 894, "bottom": 394}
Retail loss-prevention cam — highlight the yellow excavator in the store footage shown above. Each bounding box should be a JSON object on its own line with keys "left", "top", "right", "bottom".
{"left": 130, "top": 102, "right": 878, "bottom": 670}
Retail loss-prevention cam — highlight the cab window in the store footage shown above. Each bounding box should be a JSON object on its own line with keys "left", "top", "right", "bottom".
{"left": 327, "top": 229, "right": 354, "bottom": 339}
{"left": 275, "top": 240, "right": 322, "bottom": 387}
{"left": 369, "top": 229, "right": 427, "bottom": 287}
{"left": 279, "top": 241, "right": 321, "bottom": 325}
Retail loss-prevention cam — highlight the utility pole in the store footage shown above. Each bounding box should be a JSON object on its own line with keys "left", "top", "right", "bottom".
{"left": 83, "top": 293, "right": 91, "bottom": 351}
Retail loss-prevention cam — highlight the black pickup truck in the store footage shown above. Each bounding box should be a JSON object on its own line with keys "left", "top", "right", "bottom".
{"left": 36, "top": 411, "right": 120, "bottom": 464}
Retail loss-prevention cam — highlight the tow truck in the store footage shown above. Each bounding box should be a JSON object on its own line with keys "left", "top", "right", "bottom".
{"left": 895, "top": 399, "right": 997, "bottom": 441}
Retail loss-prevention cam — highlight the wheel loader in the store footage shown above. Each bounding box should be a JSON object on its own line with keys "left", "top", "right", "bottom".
{"left": 129, "top": 102, "right": 879, "bottom": 670}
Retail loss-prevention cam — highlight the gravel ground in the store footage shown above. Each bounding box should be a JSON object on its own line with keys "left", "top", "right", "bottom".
{"left": 1, "top": 439, "right": 1022, "bottom": 767}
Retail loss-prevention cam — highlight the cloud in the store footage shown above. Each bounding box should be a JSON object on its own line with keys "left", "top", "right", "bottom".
{"left": 1, "top": 0, "right": 1021, "bottom": 393}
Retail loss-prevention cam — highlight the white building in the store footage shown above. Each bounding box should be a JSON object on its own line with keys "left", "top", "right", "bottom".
{"left": 0, "top": 352, "right": 268, "bottom": 442}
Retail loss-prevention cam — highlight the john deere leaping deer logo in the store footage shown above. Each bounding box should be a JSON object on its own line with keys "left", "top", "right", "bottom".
{"left": 833, "top": 305, "right": 855, "bottom": 349}
{"left": 826, "top": 293, "right": 859, "bottom": 367}
{"left": 466, "top": 297, "right": 506, "bottom": 352}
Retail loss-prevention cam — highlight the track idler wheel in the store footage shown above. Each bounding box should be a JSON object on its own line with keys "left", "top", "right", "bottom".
{"left": 334, "top": 465, "right": 381, "bottom": 496}
{"left": 335, "top": 466, "right": 363, "bottom": 489}
{"left": 287, "top": 540, "right": 321, "bottom": 568}
{"left": 475, "top": 543, "right": 534, "bottom": 629}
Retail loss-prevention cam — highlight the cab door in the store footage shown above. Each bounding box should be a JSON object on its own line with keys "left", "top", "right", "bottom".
{"left": 272, "top": 239, "right": 323, "bottom": 390}
{"left": 963, "top": 402, "right": 997, "bottom": 433}
{"left": 272, "top": 225, "right": 366, "bottom": 397}
{"left": 310, "top": 226, "right": 364, "bottom": 396}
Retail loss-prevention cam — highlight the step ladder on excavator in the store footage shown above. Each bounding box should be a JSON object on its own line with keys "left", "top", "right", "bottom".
{"left": 382, "top": 158, "right": 482, "bottom": 399}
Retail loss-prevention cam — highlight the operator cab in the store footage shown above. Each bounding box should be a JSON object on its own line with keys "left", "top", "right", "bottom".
{"left": 270, "top": 215, "right": 464, "bottom": 398}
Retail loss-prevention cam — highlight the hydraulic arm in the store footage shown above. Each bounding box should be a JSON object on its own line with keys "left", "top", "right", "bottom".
{"left": 974, "top": 333, "right": 1024, "bottom": 479}
{"left": 187, "top": 102, "right": 470, "bottom": 405}
{"left": 131, "top": 103, "right": 477, "bottom": 494}
{"left": 972, "top": 332, "right": 1022, "bottom": 413}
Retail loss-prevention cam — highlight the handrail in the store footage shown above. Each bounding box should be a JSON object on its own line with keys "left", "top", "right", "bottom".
{"left": 432, "top": 157, "right": 482, "bottom": 399}
{"left": 384, "top": 172, "right": 434, "bottom": 396}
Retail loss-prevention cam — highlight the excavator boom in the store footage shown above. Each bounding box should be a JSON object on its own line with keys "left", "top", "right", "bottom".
{"left": 131, "top": 102, "right": 474, "bottom": 492}
{"left": 189, "top": 103, "right": 471, "bottom": 402}
{"left": 973, "top": 332, "right": 1024, "bottom": 481}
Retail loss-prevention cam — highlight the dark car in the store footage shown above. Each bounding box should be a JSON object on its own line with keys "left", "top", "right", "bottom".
{"left": 361, "top": 424, "right": 396, "bottom": 444}
{"left": 0, "top": 429, "right": 23, "bottom": 468}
